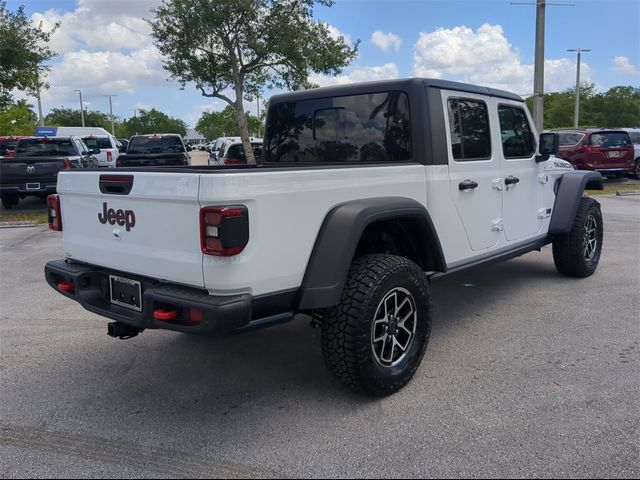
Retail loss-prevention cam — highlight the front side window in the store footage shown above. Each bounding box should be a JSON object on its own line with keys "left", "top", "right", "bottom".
{"left": 498, "top": 105, "right": 535, "bottom": 158}
{"left": 447, "top": 98, "right": 491, "bottom": 160}
{"left": 265, "top": 91, "right": 411, "bottom": 163}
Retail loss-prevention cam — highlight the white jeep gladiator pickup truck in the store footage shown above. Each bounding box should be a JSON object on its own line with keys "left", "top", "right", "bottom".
{"left": 45, "top": 78, "right": 604, "bottom": 395}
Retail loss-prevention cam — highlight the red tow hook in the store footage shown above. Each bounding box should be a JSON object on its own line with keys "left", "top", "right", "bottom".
{"left": 57, "top": 280, "right": 75, "bottom": 293}
{"left": 153, "top": 309, "right": 178, "bottom": 321}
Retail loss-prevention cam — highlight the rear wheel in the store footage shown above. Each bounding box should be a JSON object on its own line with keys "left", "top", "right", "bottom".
{"left": 552, "top": 197, "right": 603, "bottom": 277}
{"left": 634, "top": 159, "right": 640, "bottom": 179}
{"left": 321, "top": 254, "right": 431, "bottom": 396}
{"left": 1, "top": 194, "right": 18, "bottom": 209}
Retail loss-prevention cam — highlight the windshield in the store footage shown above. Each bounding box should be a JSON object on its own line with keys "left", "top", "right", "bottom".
{"left": 83, "top": 137, "right": 112, "bottom": 149}
{"left": 127, "top": 135, "right": 185, "bottom": 154}
{"left": 14, "top": 138, "right": 78, "bottom": 156}
{"left": 589, "top": 132, "right": 630, "bottom": 147}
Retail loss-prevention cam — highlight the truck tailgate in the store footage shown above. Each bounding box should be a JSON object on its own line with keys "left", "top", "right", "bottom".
{"left": 58, "top": 171, "right": 204, "bottom": 287}
{"left": 0, "top": 157, "right": 63, "bottom": 185}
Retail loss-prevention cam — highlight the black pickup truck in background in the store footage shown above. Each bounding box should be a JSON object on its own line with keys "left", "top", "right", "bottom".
{"left": 0, "top": 136, "right": 99, "bottom": 209}
{"left": 116, "top": 134, "right": 191, "bottom": 167}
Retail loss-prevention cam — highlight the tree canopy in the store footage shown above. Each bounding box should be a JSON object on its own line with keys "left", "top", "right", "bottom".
{"left": 119, "top": 108, "right": 187, "bottom": 138}
{"left": 526, "top": 84, "right": 640, "bottom": 129}
{"left": 0, "top": 1, "right": 58, "bottom": 107}
{"left": 0, "top": 100, "right": 37, "bottom": 135}
{"left": 45, "top": 107, "right": 114, "bottom": 130}
{"left": 196, "top": 106, "right": 262, "bottom": 140}
{"left": 149, "top": 0, "right": 358, "bottom": 163}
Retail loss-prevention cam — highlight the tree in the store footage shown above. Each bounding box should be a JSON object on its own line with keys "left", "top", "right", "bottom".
{"left": 0, "top": 101, "right": 37, "bottom": 135}
{"left": 119, "top": 108, "right": 187, "bottom": 137}
{"left": 0, "top": 1, "right": 58, "bottom": 107}
{"left": 149, "top": 0, "right": 358, "bottom": 164}
{"left": 45, "top": 107, "right": 113, "bottom": 130}
{"left": 196, "top": 106, "right": 262, "bottom": 140}
{"left": 525, "top": 84, "right": 640, "bottom": 129}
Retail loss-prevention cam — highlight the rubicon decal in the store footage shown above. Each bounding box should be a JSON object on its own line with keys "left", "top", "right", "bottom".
{"left": 98, "top": 202, "right": 136, "bottom": 231}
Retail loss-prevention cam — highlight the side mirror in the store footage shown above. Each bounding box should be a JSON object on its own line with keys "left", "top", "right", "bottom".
{"left": 186, "top": 145, "right": 192, "bottom": 152}
{"left": 536, "top": 132, "right": 559, "bottom": 162}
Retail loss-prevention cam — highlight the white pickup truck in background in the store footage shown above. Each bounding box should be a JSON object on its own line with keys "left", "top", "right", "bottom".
{"left": 45, "top": 78, "right": 603, "bottom": 395}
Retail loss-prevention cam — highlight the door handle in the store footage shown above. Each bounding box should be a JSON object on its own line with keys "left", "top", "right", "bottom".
{"left": 505, "top": 175, "right": 520, "bottom": 186}
{"left": 458, "top": 179, "right": 479, "bottom": 191}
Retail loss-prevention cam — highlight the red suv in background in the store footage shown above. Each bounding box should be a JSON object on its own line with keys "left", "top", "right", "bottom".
{"left": 550, "top": 129, "right": 635, "bottom": 177}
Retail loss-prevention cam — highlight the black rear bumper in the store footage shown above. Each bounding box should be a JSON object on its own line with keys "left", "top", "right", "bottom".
{"left": 44, "top": 259, "right": 293, "bottom": 335}
{"left": 0, "top": 184, "right": 56, "bottom": 196}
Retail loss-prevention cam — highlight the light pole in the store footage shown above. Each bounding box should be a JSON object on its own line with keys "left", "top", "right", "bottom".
{"left": 74, "top": 89, "right": 85, "bottom": 127}
{"left": 567, "top": 48, "right": 591, "bottom": 128}
{"left": 103, "top": 94, "right": 117, "bottom": 135}
{"left": 512, "top": 1, "right": 574, "bottom": 131}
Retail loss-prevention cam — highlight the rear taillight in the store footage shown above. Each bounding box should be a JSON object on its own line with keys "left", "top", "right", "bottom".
{"left": 63, "top": 159, "right": 72, "bottom": 169}
{"left": 200, "top": 206, "right": 249, "bottom": 256}
{"left": 107, "top": 151, "right": 113, "bottom": 163}
{"left": 48, "top": 194, "right": 62, "bottom": 231}
{"left": 223, "top": 157, "right": 244, "bottom": 165}
{"left": 181, "top": 153, "right": 189, "bottom": 165}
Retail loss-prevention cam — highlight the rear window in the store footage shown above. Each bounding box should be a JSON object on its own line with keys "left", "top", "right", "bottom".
{"left": 589, "top": 132, "right": 630, "bottom": 147}
{"left": 225, "top": 143, "right": 263, "bottom": 160}
{"left": 83, "top": 137, "right": 112, "bottom": 149}
{"left": 127, "top": 135, "right": 185, "bottom": 154}
{"left": 557, "top": 132, "right": 585, "bottom": 146}
{"left": 265, "top": 91, "right": 411, "bottom": 163}
{"left": 15, "top": 138, "right": 78, "bottom": 156}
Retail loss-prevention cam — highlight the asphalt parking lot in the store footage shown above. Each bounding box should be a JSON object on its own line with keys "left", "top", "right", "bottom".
{"left": 0, "top": 194, "right": 638, "bottom": 478}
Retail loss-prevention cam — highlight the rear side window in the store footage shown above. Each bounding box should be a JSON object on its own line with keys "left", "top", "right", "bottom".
{"left": 15, "top": 138, "right": 78, "bottom": 156}
{"left": 265, "top": 91, "right": 411, "bottom": 163}
{"left": 498, "top": 105, "right": 535, "bottom": 158}
{"left": 558, "top": 133, "right": 584, "bottom": 146}
{"left": 127, "top": 135, "right": 185, "bottom": 153}
{"left": 447, "top": 98, "right": 491, "bottom": 160}
{"left": 589, "top": 132, "right": 630, "bottom": 147}
{"left": 0, "top": 139, "right": 19, "bottom": 155}
{"left": 83, "top": 137, "right": 112, "bottom": 149}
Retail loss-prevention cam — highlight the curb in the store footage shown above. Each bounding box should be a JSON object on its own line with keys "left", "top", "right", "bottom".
{"left": 0, "top": 221, "right": 39, "bottom": 228}
{"left": 616, "top": 191, "right": 640, "bottom": 196}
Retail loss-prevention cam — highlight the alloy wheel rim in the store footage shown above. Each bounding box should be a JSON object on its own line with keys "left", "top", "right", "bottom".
{"left": 371, "top": 287, "right": 417, "bottom": 368}
{"left": 583, "top": 214, "right": 598, "bottom": 261}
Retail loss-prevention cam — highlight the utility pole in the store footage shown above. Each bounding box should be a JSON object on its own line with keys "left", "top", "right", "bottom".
{"left": 103, "top": 94, "right": 117, "bottom": 135}
{"left": 35, "top": 67, "right": 47, "bottom": 126}
{"left": 512, "top": 1, "right": 574, "bottom": 132}
{"left": 74, "top": 89, "right": 85, "bottom": 127}
{"left": 567, "top": 48, "right": 591, "bottom": 128}
{"left": 256, "top": 94, "right": 261, "bottom": 137}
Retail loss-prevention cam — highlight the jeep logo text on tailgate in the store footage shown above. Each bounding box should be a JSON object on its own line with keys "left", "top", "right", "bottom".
{"left": 98, "top": 203, "right": 136, "bottom": 231}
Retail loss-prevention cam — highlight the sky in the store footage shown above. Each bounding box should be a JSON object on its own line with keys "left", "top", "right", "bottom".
{"left": 9, "top": 0, "right": 640, "bottom": 129}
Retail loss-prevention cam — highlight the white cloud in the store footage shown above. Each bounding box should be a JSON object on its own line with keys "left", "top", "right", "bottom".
{"left": 310, "top": 63, "right": 400, "bottom": 87}
{"left": 413, "top": 23, "right": 591, "bottom": 95}
{"left": 370, "top": 30, "right": 402, "bottom": 52}
{"left": 325, "top": 24, "right": 353, "bottom": 46}
{"left": 611, "top": 56, "right": 638, "bottom": 76}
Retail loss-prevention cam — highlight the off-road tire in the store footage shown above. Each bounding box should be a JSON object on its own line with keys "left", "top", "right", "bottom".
{"left": 321, "top": 254, "right": 431, "bottom": 396}
{"left": 553, "top": 197, "right": 603, "bottom": 277}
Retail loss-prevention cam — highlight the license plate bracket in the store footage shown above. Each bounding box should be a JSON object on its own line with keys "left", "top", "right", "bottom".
{"left": 109, "top": 275, "right": 142, "bottom": 311}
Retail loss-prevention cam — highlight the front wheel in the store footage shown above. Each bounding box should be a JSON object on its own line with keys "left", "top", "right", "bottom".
{"left": 552, "top": 197, "right": 603, "bottom": 277}
{"left": 321, "top": 254, "right": 431, "bottom": 396}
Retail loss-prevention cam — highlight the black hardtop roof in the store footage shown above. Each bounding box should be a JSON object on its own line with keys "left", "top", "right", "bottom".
{"left": 268, "top": 77, "right": 523, "bottom": 104}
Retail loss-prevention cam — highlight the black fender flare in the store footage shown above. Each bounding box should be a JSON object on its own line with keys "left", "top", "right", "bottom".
{"left": 297, "top": 197, "right": 446, "bottom": 310}
{"left": 548, "top": 171, "right": 603, "bottom": 235}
